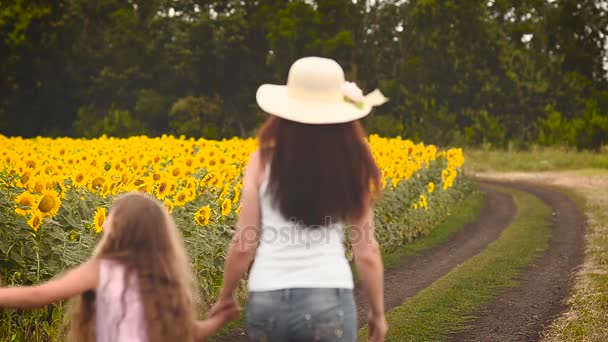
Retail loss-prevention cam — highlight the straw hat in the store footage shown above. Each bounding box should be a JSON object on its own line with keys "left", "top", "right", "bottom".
{"left": 256, "top": 57, "right": 387, "bottom": 124}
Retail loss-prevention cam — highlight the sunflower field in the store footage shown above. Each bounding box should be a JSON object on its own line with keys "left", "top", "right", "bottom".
{"left": 0, "top": 133, "right": 466, "bottom": 341}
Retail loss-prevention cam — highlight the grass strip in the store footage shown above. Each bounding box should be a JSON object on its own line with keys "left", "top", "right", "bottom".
{"left": 464, "top": 148, "right": 608, "bottom": 173}
{"left": 542, "top": 172, "right": 608, "bottom": 341}
{"left": 360, "top": 186, "right": 552, "bottom": 341}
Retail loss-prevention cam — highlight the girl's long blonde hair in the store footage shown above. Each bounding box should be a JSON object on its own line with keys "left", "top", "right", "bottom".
{"left": 66, "top": 192, "right": 197, "bottom": 341}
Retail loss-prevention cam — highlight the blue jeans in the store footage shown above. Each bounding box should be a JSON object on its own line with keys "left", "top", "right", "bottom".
{"left": 247, "top": 288, "right": 358, "bottom": 342}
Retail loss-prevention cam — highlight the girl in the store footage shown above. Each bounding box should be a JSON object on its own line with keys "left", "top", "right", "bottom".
{"left": 0, "top": 192, "right": 237, "bottom": 341}
{"left": 209, "top": 57, "right": 388, "bottom": 342}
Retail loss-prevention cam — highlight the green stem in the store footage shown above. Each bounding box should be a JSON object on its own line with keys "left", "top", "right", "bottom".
{"left": 36, "top": 247, "right": 41, "bottom": 283}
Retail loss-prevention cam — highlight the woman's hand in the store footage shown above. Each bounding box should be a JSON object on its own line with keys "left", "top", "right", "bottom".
{"left": 368, "top": 312, "right": 388, "bottom": 342}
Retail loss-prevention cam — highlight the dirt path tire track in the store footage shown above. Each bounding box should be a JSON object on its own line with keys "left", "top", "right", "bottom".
{"left": 450, "top": 181, "right": 586, "bottom": 342}
{"left": 354, "top": 184, "right": 515, "bottom": 327}
{"left": 213, "top": 185, "right": 516, "bottom": 341}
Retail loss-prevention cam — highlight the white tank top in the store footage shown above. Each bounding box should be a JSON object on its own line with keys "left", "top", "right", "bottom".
{"left": 248, "top": 166, "right": 354, "bottom": 291}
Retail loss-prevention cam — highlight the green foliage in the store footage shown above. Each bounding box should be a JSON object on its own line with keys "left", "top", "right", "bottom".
{"left": 1, "top": 0, "right": 607, "bottom": 146}
{"left": 0, "top": 0, "right": 50, "bottom": 46}
{"left": 464, "top": 109, "right": 506, "bottom": 147}
{"left": 577, "top": 99, "right": 608, "bottom": 150}
{"left": 538, "top": 106, "right": 579, "bottom": 147}
{"left": 538, "top": 100, "right": 608, "bottom": 150}
{"left": 75, "top": 107, "right": 148, "bottom": 138}
{"left": 363, "top": 115, "right": 405, "bottom": 138}
{"left": 133, "top": 89, "right": 172, "bottom": 135}
{"left": 169, "top": 96, "right": 225, "bottom": 139}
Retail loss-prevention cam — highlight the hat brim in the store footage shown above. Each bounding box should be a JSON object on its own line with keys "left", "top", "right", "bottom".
{"left": 256, "top": 84, "right": 372, "bottom": 124}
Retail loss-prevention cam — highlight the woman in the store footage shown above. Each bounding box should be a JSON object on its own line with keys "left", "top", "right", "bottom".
{"left": 210, "top": 57, "right": 388, "bottom": 341}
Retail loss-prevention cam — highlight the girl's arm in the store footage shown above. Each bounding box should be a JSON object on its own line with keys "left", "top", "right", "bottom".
{"left": 0, "top": 259, "right": 98, "bottom": 309}
{"left": 210, "top": 150, "right": 263, "bottom": 314}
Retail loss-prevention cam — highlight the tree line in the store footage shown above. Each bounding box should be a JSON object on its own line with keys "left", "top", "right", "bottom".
{"left": 1, "top": 0, "right": 607, "bottom": 149}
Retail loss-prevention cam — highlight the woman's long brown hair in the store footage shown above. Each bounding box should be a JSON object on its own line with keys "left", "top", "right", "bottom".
{"left": 258, "top": 116, "right": 381, "bottom": 226}
{"left": 66, "top": 192, "right": 197, "bottom": 342}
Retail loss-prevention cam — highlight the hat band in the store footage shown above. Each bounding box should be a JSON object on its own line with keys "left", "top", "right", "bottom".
{"left": 287, "top": 87, "right": 342, "bottom": 103}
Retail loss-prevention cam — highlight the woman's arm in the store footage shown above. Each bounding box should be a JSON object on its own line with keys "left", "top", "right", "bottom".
{"left": 211, "top": 150, "right": 263, "bottom": 311}
{"left": 0, "top": 260, "right": 98, "bottom": 309}
{"left": 351, "top": 203, "right": 387, "bottom": 341}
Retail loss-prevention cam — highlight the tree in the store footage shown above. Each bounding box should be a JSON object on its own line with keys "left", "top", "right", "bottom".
{"left": 169, "top": 95, "right": 224, "bottom": 138}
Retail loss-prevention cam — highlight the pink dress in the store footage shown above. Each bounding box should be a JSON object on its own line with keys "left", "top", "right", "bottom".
{"left": 96, "top": 259, "right": 148, "bottom": 342}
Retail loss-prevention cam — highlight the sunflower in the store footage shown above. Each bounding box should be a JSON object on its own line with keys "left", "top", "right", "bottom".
{"left": 441, "top": 169, "right": 449, "bottom": 182}
{"left": 174, "top": 190, "right": 188, "bottom": 206}
{"left": 419, "top": 194, "right": 428, "bottom": 209}
{"left": 428, "top": 182, "right": 435, "bottom": 193}
{"left": 221, "top": 198, "right": 232, "bottom": 217}
{"left": 233, "top": 184, "right": 242, "bottom": 204}
{"left": 15, "top": 170, "right": 30, "bottom": 188}
{"left": 200, "top": 172, "right": 215, "bottom": 187}
{"left": 31, "top": 177, "right": 47, "bottom": 193}
{"left": 184, "top": 177, "right": 197, "bottom": 191}
{"left": 119, "top": 172, "right": 131, "bottom": 185}
{"left": 194, "top": 205, "right": 212, "bottom": 226}
{"left": 184, "top": 189, "right": 197, "bottom": 203}
{"left": 72, "top": 171, "right": 87, "bottom": 187}
{"left": 24, "top": 159, "right": 37, "bottom": 170}
{"left": 155, "top": 181, "right": 170, "bottom": 200}
{"left": 94, "top": 207, "right": 106, "bottom": 233}
{"left": 169, "top": 165, "right": 181, "bottom": 177}
{"left": 37, "top": 188, "right": 61, "bottom": 217}
{"left": 151, "top": 172, "right": 162, "bottom": 182}
{"left": 15, "top": 191, "right": 37, "bottom": 216}
{"left": 46, "top": 176, "right": 67, "bottom": 199}
{"left": 136, "top": 179, "right": 154, "bottom": 194}
{"left": 217, "top": 185, "right": 228, "bottom": 200}
{"left": 27, "top": 212, "right": 43, "bottom": 231}
{"left": 167, "top": 182, "right": 177, "bottom": 197}
{"left": 89, "top": 176, "right": 106, "bottom": 192}
{"left": 163, "top": 199, "right": 174, "bottom": 213}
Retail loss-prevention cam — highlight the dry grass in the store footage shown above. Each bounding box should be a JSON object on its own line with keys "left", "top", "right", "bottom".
{"left": 464, "top": 148, "right": 608, "bottom": 173}
{"left": 476, "top": 170, "right": 608, "bottom": 342}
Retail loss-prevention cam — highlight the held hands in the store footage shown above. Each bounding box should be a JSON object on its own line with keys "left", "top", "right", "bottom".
{"left": 194, "top": 295, "right": 241, "bottom": 341}
{"left": 210, "top": 304, "right": 240, "bottom": 323}
{"left": 368, "top": 312, "right": 388, "bottom": 342}
{"left": 208, "top": 294, "right": 240, "bottom": 322}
